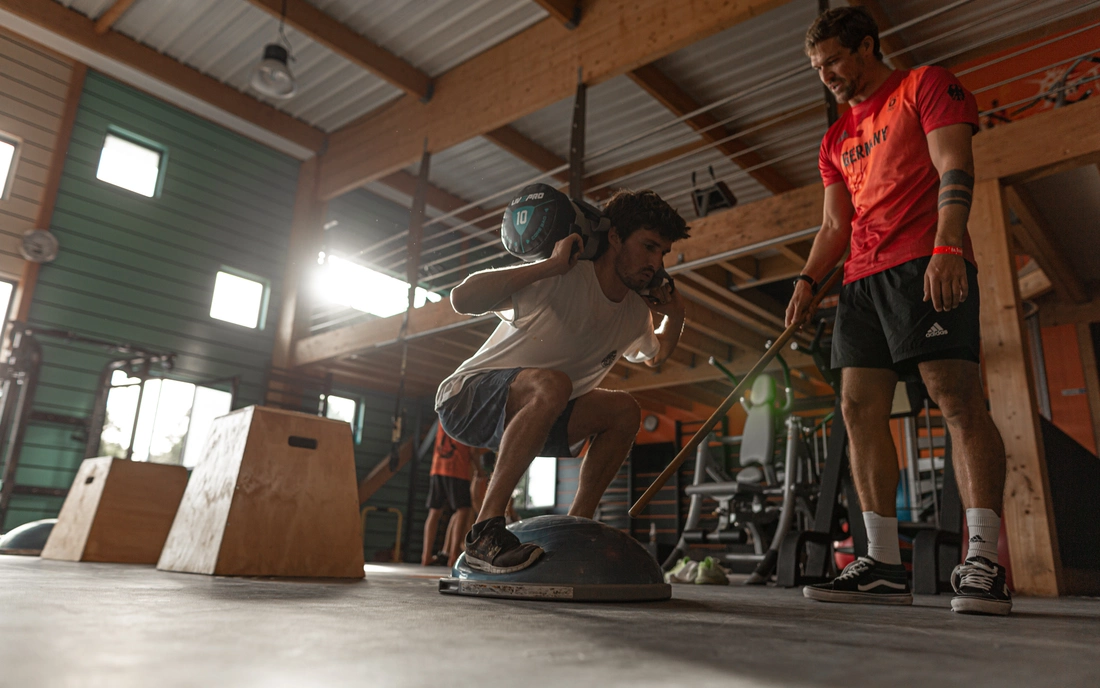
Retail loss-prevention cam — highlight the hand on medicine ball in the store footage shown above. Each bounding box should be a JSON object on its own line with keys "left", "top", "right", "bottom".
{"left": 646, "top": 281, "right": 684, "bottom": 320}
{"left": 546, "top": 234, "right": 583, "bottom": 276}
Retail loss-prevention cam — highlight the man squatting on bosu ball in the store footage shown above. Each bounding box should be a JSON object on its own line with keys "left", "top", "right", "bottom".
{"left": 434, "top": 189, "right": 690, "bottom": 574}
{"left": 789, "top": 6, "right": 1012, "bottom": 615}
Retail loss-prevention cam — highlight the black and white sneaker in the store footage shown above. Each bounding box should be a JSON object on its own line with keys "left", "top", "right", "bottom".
{"left": 951, "top": 556, "right": 1012, "bottom": 616}
{"left": 804, "top": 556, "right": 913, "bottom": 605}
{"left": 464, "top": 516, "right": 543, "bottom": 574}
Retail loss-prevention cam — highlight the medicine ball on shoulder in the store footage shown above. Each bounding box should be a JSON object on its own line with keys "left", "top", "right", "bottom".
{"left": 500, "top": 184, "right": 609, "bottom": 262}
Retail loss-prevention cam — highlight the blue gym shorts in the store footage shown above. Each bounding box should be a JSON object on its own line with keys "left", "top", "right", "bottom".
{"left": 437, "top": 367, "right": 580, "bottom": 458}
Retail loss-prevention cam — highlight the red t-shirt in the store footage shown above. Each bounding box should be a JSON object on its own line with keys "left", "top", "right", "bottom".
{"left": 819, "top": 66, "right": 979, "bottom": 284}
{"left": 429, "top": 429, "right": 473, "bottom": 481}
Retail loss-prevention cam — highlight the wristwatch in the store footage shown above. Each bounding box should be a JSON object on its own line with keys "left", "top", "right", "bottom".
{"left": 792, "top": 274, "right": 818, "bottom": 294}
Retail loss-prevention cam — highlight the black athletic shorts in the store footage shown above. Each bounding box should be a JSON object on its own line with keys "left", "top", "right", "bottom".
{"left": 831, "top": 256, "right": 981, "bottom": 374}
{"left": 436, "top": 367, "right": 581, "bottom": 458}
{"left": 426, "top": 474, "right": 472, "bottom": 511}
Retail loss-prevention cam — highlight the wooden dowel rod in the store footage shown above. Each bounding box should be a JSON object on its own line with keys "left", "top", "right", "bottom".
{"left": 629, "top": 267, "right": 843, "bottom": 517}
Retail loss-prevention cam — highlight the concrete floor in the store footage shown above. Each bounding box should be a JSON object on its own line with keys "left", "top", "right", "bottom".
{"left": 2, "top": 556, "right": 1098, "bottom": 687}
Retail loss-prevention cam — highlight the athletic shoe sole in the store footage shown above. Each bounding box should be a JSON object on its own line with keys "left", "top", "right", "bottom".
{"left": 464, "top": 547, "right": 543, "bottom": 574}
{"left": 803, "top": 586, "right": 913, "bottom": 605}
{"left": 951, "top": 596, "right": 1012, "bottom": 616}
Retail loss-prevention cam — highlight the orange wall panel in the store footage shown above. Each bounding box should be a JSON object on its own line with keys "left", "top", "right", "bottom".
{"left": 1040, "top": 324, "right": 1096, "bottom": 450}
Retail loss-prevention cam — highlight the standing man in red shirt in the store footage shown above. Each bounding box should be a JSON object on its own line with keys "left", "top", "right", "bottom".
{"left": 420, "top": 429, "right": 477, "bottom": 568}
{"left": 787, "top": 7, "right": 1011, "bottom": 615}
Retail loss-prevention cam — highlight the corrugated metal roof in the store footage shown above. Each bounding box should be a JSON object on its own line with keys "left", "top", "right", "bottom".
{"left": 884, "top": 0, "right": 1098, "bottom": 67}
{"left": 57, "top": 0, "right": 1096, "bottom": 279}
{"left": 310, "top": 0, "right": 547, "bottom": 77}
{"left": 512, "top": 74, "right": 706, "bottom": 173}
{"left": 411, "top": 135, "right": 544, "bottom": 211}
{"left": 54, "top": 0, "right": 547, "bottom": 132}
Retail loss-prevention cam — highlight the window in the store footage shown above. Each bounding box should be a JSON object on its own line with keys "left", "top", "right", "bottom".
{"left": 321, "top": 393, "right": 360, "bottom": 440}
{"left": 322, "top": 394, "right": 357, "bottom": 424}
{"left": 316, "top": 254, "right": 441, "bottom": 318}
{"left": 0, "top": 280, "right": 14, "bottom": 324}
{"left": 100, "top": 372, "right": 233, "bottom": 468}
{"left": 96, "top": 131, "right": 165, "bottom": 197}
{"left": 513, "top": 456, "right": 557, "bottom": 510}
{"left": 0, "top": 132, "right": 20, "bottom": 200}
{"left": 210, "top": 269, "right": 268, "bottom": 329}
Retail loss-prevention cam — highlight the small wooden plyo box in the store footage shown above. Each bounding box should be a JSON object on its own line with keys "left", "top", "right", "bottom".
{"left": 157, "top": 405, "right": 365, "bottom": 578}
{"left": 41, "top": 456, "right": 188, "bottom": 564}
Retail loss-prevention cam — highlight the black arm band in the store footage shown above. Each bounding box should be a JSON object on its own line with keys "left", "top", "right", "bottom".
{"left": 793, "top": 274, "right": 818, "bottom": 294}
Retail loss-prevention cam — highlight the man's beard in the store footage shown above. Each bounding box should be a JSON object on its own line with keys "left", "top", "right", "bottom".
{"left": 617, "top": 261, "right": 652, "bottom": 292}
{"left": 831, "top": 78, "right": 858, "bottom": 102}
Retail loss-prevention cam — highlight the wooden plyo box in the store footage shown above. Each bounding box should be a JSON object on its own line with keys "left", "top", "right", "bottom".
{"left": 41, "top": 457, "right": 188, "bottom": 564}
{"left": 157, "top": 406, "right": 365, "bottom": 578}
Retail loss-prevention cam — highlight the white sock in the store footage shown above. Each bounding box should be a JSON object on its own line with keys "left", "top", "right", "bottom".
{"left": 862, "top": 511, "right": 901, "bottom": 565}
{"left": 966, "top": 508, "right": 1000, "bottom": 565}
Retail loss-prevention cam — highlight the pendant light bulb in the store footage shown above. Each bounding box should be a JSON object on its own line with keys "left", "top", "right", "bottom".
{"left": 250, "top": 43, "right": 297, "bottom": 99}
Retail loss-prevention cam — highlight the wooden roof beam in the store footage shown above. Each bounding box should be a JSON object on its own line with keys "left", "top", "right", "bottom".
{"left": 974, "top": 93, "right": 1100, "bottom": 183}
{"left": 318, "top": 0, "right": 793, "bottom": 199}
{"left": 376, "top": 170, "right": 499, "bottom": 240}
{"left": 585, "top": 102, "right": 824, "bottom": 193}
{"left": 1040, "top": 292, "right": 1100, "bottom": 328}
{"left": 686, "top": 265, "right": 788, "bottom": 330}
{"left": 94, "top": 0, "right": 136, "bottom": 34}
{"left": 633, "top": 387, "right": 701, "bottom": 413}
{"left": 675, "top": 278, "right": 781, "bottom": 340}
{"left": 683, "top": 300, "right": 770, "bottom": 353}
{"left": 293, "top": 300, "right": 482, "bottom": 368}
{"left": 677, "top": 328, "right": 736, "bottom": 363}
{"left": 0, "top": 0, "right": 325, "bottom": 154}
{"left": 667, "top": 183, "right": 824, "bottom": 270}
{"left": 531, "top": 0, "right": 582, "bottom": 30}
{"left": 607, "top": 347, "right": 813, "bottom": 392}
{"left": 480, "top": 125, "right": 576, "bottom": 193}
{"left": 627, "top": 64, "right": 796, "bottom": 195}
{"left": 1004, "top": 185, "right": 1087, "bottom": 304}
{"left": 246, "top": 0, "right": 433, "bottom": 102}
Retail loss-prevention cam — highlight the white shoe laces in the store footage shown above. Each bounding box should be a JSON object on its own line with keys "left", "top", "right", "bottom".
{"left": 953, "top": 559, "right": 997, "bottom": 593}
{"left": 836, "top": 556, "right": 875, "bottom": 581}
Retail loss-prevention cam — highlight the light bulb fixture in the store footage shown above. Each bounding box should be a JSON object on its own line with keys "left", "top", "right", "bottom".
{"left": 250, "top": 0, "right": 296, "bottom": 99}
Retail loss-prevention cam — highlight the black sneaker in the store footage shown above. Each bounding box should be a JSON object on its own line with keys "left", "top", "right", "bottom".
{"left": 803, "top": 556, "right": 913, "bottom": 605}
{"left": 464, "top": 517, "right": 543, "bottom": 574}
{"left": 951, "top": 556, "right": 1012, "bottom": 616}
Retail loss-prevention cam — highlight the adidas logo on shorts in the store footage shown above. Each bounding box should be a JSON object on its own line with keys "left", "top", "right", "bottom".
{"left": 925, "top": 322, "right": 948, "bottom": 338}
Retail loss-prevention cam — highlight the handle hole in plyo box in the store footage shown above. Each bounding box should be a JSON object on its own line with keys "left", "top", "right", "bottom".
{"left": 288, "top": 436, "right": 318, "bottom": 450}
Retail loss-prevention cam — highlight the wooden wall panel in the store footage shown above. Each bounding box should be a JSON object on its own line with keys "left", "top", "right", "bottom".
{"left": 0, "top": 30, "right": 75, "bottom": 282}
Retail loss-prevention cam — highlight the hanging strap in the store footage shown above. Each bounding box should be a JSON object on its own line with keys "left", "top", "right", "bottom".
{"left": 388, "top": 140, "right": 431, "bottom": 470}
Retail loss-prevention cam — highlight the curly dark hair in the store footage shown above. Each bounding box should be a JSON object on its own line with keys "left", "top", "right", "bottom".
{"left": 805, "top": 6, "right": 881, "bottom": 61}
{"left": 599, "top": 189, "right": 690, "bottom": 256}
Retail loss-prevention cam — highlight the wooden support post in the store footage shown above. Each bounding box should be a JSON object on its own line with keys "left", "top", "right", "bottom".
{"left": 8, "top": 63, "right": 86, "bottom": 328}
{"left": 1076, "top": 323, "right": 1100, "bottom": 456}
{"left": 94, "top": 0, "right": 137, "bottom": 34}
{"left": 272, "top": 156, "right": 326, "bottom": 371}
{"left": 970, "top": 178, "right": 1062, "bottom": 596}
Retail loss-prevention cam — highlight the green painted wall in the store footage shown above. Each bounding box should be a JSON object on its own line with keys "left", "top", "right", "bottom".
{"left": 4, "top": 72, "right": 439, "bottom": 565}
{"left": 4, "top": 70, "right": 297, "bottom": 529}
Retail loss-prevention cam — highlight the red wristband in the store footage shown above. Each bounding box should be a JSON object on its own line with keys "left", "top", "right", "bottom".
{"left": 933, "top": 246, "right": 963, "bottom": 256}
